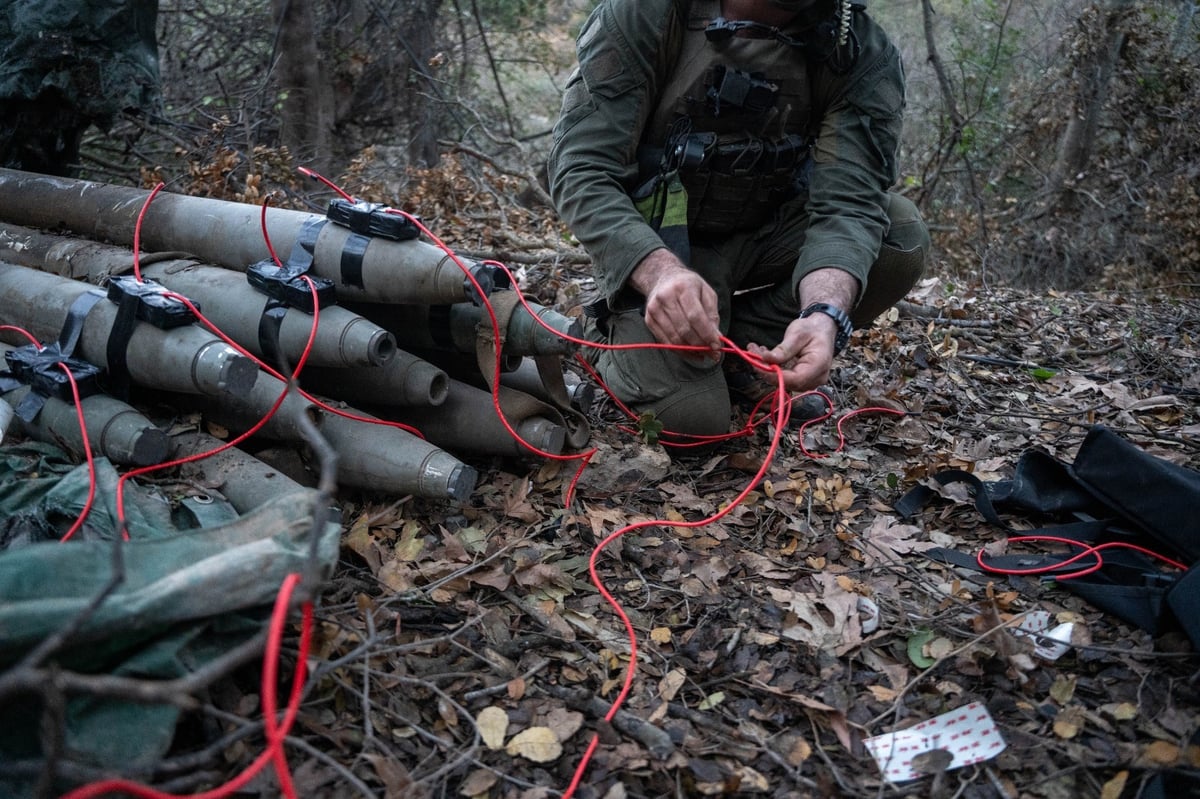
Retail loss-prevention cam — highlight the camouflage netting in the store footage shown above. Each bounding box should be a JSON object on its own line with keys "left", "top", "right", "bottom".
{"left": 0, "top": 0, "right": 161, "bottom": 174}
{"left": 0, "top": 442, "right": 339, "bottom": 795}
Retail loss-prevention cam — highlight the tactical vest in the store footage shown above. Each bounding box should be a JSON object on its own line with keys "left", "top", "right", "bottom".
{"left": 638, "top": 0, "right": 842, "bottom": 235}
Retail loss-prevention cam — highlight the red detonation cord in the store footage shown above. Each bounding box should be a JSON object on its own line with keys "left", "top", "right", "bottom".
{"left": 0, "top": 325, "right": 99, "bottom": 541}
{"left": 977, "top": 534, "right": 1187, "bottom": 580}
{"left": 131, "top": 182, "right": 165, "bottom": 282}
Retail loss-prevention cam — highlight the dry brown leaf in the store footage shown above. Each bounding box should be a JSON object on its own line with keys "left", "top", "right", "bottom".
{"left": 512, "top": 562, "right": 571, "bottom": 590}
{"left": 376, "top": 560, "right": 416, "bottom": 593}
{"left": 437, "top": 696, "right": 458, "bottom": 728}
{"left": 544, "top": 707, "right": 584, "bottom": 742}
{"left": 1053, "top": 705, "right": 1085, "bottom": 739}
{"left": 732, "top": 765, "right": 771, "bottom": 791}
{"left": 505, "top": 726, "right": 563, "bottom": 763}
{"left": 868, "top": 685, "right": 899, "bottom": 702}
{"left": 1050, "top": 674, "right": 1076, "bottom": 705}
{"left": 659, "top": 668, "right": 686, "bottom": 702}
{"left": 343, "top": 514, "right": 380, "bottom": 573}
{"left": 736, "top": 551, "right": 796, "bottom": 579}
{"left": 458, "top": 767, "right": 498, "bottom": 797}
{"left": 858, "top": 514, "right": 936, "bottom": 566}
{"left": 364, "top": 753, "right": 412, "bottom": 799}
{"left": 1101, "top": 702, "right": 1138, "bottom": 722}
{"left": 1100, "top": 771, "right": 1128, "bottom": 799}
{"left": 1139, "top": 740, "right": 1181, "bottom": 766}
{"left": 501, "top": 476, "right": 540, "bottom": 522}
{"left": 785, "top": 734, "right": 812, "bottom": 766}
{"left": 467, "top": 566, "right": 512, "bottom": 591}
{"left": 926, "top": 637, "right": 954, "bottom": 659}
{"left": 394, "top": 520, "right": 424, "bottom": 562}
{"left": 769, "top": 574, "right": 862, "bottom": 654}
{"left": 476, "top": 706, "right": 509, "bottom": 750}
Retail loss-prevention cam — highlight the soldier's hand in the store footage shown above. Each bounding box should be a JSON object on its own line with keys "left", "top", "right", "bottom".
{"left": 747, "top": 312, "right": 837, "bottom": 392}
{"left": 632, "top": 250, "right": 721, "bottom": 355}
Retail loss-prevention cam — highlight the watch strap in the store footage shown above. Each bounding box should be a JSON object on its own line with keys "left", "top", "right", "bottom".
{"left": 799, "top": 302, "right": 853, "bottom": 355}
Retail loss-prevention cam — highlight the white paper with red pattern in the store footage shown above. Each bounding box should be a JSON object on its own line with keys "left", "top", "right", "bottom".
{"left": 863, "top": 701, "right": 1007, "bottom": 782}
{"left": 1013, "top": 610, "right": 1075, "bottom": 661}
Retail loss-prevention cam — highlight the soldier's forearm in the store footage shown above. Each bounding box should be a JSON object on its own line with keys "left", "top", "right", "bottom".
{"left": 797, "top": 267, "right": 859, "bottom": 313}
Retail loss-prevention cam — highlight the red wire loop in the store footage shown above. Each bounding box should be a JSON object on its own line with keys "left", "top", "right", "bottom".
{"left": 977, "top": 534, "right": 1188, "bottom": 581}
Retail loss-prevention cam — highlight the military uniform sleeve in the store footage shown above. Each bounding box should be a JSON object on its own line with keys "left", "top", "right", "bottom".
{"left": 547, "top": 0, "right": 681, "bottom": 302}
{"left": 793, "top": 14, "right": 907, "bottom": 301}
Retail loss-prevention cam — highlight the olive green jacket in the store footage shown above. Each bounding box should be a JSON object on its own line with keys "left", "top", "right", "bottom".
{"left": 547, "top": 0, "right": 907, "bottom": 304}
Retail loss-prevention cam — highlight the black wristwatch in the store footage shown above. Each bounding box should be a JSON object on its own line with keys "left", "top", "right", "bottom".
{"left": 800, "top": 302, "right": 853, "bottom": 355}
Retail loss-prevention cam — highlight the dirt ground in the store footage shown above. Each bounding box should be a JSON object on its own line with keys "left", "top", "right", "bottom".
{"left": 1, "top": 177, "right": 1197, "bottom": 797}
{"left": 280, "top": 278, "right": 1200, "bottom": 798}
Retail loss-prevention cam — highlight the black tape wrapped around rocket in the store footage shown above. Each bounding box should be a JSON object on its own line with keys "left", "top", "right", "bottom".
{"left": 0, "top": 341, "right": 169, "bottom": 465}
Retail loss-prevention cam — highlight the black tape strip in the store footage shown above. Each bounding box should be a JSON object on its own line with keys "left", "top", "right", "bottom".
{"left": 14, "top": 388, "right": 48, "bottom": 423}
{"left": 340, "top": 233, "right": 369, "bottom": 289}
{"left": 258, "top": 300, "right": 288, "bottom": 370}
{"left": 105, "top": 286, "right": 141, "bottom": 401}
{"left": 58, "top": 289, "right": 106, "bottom": 357}
{"left": 283, "top": 217, "right": 327, "bottom": 275}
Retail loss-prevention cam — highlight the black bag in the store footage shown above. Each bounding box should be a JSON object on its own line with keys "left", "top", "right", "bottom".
{"left": 896, "top": 426, "right": 1200, "bottom": 646}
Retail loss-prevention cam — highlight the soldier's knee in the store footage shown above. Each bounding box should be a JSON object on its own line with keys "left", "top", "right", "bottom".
{"left": 852, "top": 194, "right": 931, "bottom": 328}
{"left": 651, "top": 385, "right": 732, "bottom": 440}
{"left": 884, "top": 192, "right": 931, "bottom": 267}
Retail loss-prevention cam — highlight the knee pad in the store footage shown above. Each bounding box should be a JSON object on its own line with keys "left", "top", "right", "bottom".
{"left": 885, "top": 192, "right": 931, "bottom": 256}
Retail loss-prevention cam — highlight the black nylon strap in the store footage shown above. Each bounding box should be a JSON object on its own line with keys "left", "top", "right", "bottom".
{"left": 923, "top": 519, "right": 1113, "bottom": 577}
{"left": 3, "top": 289, "right": 108, "bottom": 418}
{"left": 339, "top": 232, "right": 370, "bottom": 289}
{"left": 899, "top": 444, "right": 1194, "bottom": 637}
{"left": 105, "top": 285, "right": 141, "bottom": 401}
{"left": 58, "top": 289, "right": 106, "bottom": 356}
{"left": 895, "top": 469, "right": 1012, "bottom": 531}
{"left": 13, "top": 385, "right": 48, "bottom": 422}
{"left": 257, "top": 300, "right": 288, "bottom": 371}
{"left": 249, "top": 217, "right": 330, "bottom": 366}
{"left": 286, "top": 217, "right": 325, "bottom": 274}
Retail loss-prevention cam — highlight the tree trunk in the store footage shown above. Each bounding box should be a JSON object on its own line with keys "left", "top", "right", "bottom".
{"left": 403, "top": 0, "right": 446, "bottom": 167}
{"left": 1171, "top": 0, "right": 1196, "bottom": 55}
{"left": 272, "top": 0, "right": 334, "bottom": 171}
{"left": 1047, "top": 0, "right": 1135, "bottom": 206}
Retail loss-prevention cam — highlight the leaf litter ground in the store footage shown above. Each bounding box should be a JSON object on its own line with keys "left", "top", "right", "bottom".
{"left": 270, "top": 278, "right": 1199, "bottom": 799}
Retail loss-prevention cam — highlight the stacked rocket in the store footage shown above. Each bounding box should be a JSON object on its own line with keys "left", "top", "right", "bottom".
{"left": 0, "top": 168, "right": 592, "bottom": 510}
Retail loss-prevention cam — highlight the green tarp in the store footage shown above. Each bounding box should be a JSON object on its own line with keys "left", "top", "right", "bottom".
{"left": 0, "top": 442, "right": 339, "bottom": 794}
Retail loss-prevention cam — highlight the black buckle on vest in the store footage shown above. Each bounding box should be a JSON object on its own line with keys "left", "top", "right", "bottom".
{"left": 704, "top": 16, "right": 807, "bottom": 49}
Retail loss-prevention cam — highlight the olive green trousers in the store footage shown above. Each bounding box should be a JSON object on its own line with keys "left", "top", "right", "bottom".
{"left": 583, "top": 192, "right": 929, "bottom": 438}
